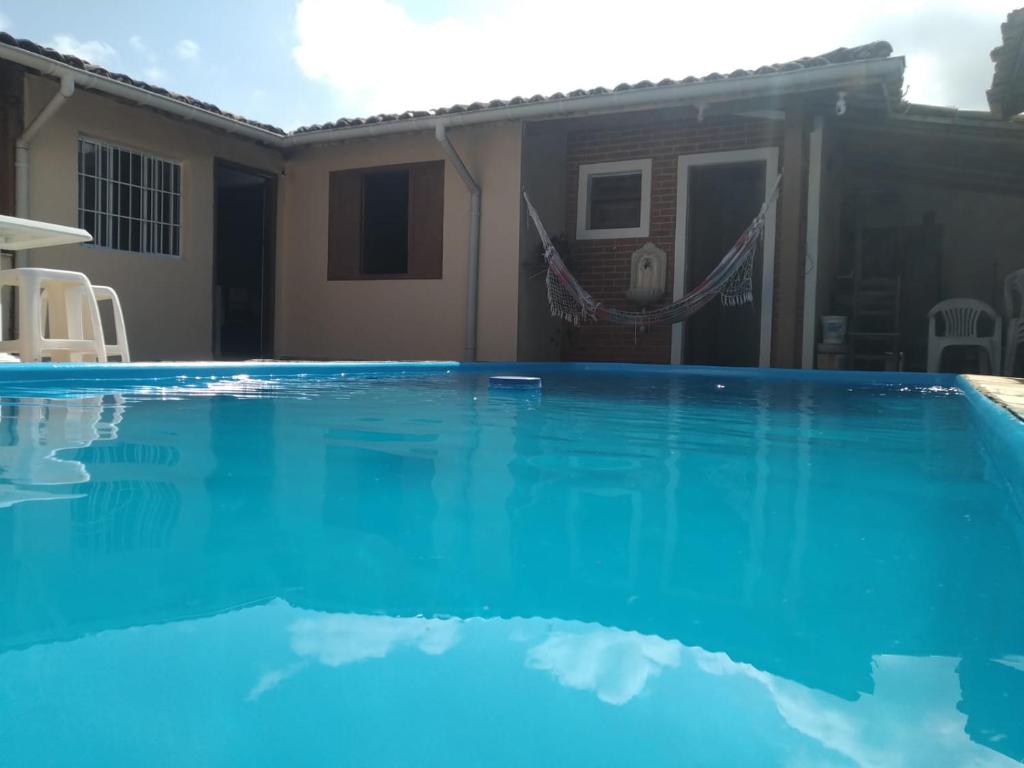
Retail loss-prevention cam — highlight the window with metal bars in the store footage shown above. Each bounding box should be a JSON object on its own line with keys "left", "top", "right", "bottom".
{"left": 77, "top": 138, "right": 182, "bottom": 257}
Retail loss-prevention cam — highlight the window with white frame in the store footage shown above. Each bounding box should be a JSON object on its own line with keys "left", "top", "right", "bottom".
{"left": 77, "top": 138, "right": 182, "bottom": 257}
{"left": 576, "top": 159, "right": 652, "bottom": 240}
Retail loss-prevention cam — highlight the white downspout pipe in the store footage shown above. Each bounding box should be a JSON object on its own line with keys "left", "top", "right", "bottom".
{"left": 15, "top": 74, "right": 75, "bottom": 267}
{"left": 435, "top": 124, "right": 481, "bottom": 362}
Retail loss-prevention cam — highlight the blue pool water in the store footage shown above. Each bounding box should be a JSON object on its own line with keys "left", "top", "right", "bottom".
{"left": 0, "top": 363, "right": 1022, "bottom": 767}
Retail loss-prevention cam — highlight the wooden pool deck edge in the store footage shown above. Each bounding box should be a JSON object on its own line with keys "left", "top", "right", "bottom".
{"left": 964, "top": 375, "right": 1024, "bottom": 422}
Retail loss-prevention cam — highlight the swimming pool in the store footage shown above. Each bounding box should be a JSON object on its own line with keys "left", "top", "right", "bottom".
{"left": 0, "top": 362, "right": 1022, "bottom": 766}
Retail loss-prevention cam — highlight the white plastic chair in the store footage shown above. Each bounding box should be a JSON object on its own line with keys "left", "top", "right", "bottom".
{"left": 40, "top": 283, "right": 130, "bottom": 362}
{"left": 1006, "top": 319, "right": 1024, "bottom": 378}
{"left": 69, "top": 286, "right": 129, "bottom": 364}
{"left": 86, "top": 285, "right": 130, "bottom": 362}
{"left": 1003, "top": 269, "right": 1024, "bottom": 376}
{"left": 0, "top": 268, "right": 106, "bottom": 362}
{"left": 927, "top": 298, "right": 1001, "bottom": 374}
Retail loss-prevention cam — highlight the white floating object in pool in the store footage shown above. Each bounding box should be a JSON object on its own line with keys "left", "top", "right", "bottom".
{"left": 489, "top": 375, "right": 542, "bottom": 390}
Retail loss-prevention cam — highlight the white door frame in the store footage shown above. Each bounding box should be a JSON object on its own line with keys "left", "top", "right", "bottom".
{"left": 672, "top": 147, "right": 779, "bottom": 366}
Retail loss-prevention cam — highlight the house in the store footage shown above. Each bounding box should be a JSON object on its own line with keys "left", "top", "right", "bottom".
{"left": 1, "top": 26, "right": 1023, "bottom": 369}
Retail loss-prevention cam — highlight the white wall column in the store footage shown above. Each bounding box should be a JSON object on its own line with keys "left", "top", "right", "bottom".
{"left": 801, "top": 116, "right": 825, "bottom": 369}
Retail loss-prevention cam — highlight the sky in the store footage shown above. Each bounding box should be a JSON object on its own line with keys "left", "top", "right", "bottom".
{"left": 0, "top": 0, "right": 1014, "bottom": 132}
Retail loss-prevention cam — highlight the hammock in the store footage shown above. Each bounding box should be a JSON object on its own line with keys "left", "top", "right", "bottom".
{"left": 523, "top": 174, "right": 781, "bottom": 329}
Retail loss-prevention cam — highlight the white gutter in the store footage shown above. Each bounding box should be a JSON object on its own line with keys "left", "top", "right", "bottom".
{"left": 0, "top": 41, "right": 283, "bottom": 145}
{"left": 0, "top": 39, "right": 901, "bottom": 151}
{"left": 435, "top": 124, "right": 481, "bottom": 362}
{"left": 287, "top": 57, "right": 904, "bottom": 147}
{"left": 14, "top": 73, "right": 75, "bottom": 267}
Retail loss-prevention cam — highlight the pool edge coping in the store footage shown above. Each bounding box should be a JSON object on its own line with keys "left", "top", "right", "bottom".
{"left": 962, "top": 374, "right": 1024, "bottom": 422}
{"left": 0, "top": 360, "right": 964, "bottom": 388}
{"left": 959, "top": 374, "right": 1024, "bottom": 510}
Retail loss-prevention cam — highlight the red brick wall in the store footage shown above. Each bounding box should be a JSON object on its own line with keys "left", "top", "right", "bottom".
{"left": 563, "top": 110, "right": 784, "bottom": 362}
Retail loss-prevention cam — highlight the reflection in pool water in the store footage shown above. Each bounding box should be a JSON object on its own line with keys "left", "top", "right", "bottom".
{"left": 0, "top": 369, "right": 1021, "bottom": 766}
{"left": 0, "top": 394, "right": 124, "bottom": 507}
{"left": 525, "top": 623, "right": 681, "bottom": 705}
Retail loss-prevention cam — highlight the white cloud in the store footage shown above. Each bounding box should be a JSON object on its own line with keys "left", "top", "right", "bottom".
{"left": 525, "top": 625, "right": 681, "bottom": 705}
{"left": 246, "top": 661, "right": 307, "bottom": 701}
{"left": 293, "top": 0, "right": 1009, "bottom": 118}
{"left": 245, "top": 610, "right": 462, "bottom": 702}
{"left": 125, "top": 35, "right": 165, "bottom": 83}
{"left": 0, "top": 13, "right": 9, "bottom": 32}
{"left": 995, "top": 655, "right": 1024, "bottom": 673}
{"left": 49, "top": 34, "right": 117, "bottom": 67}
{"left": 289, "top": 612, "right": 460, "bottom": 666}
{"left": 691, "top": 648, "right": 1019, "bottom": 767}
{"left": 175, "top": 39, "right": 200, "bottom": 61}
{"left": 522, "top": 619, "right": 1018, "bottom": 763}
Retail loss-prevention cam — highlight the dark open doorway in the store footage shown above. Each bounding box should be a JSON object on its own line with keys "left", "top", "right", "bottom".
{"left": 683, "top": 161, "right": 766, "bottom": 367}
{"left": 214, "top": 161, "right": 276, "bottom": 359}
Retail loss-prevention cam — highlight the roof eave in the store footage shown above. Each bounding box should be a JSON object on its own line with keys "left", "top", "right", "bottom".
{"left": 284, "top": 56, "right": 904, "bottom": 148}
{"left": 0, "top": 40, "right": 286, "bottom": 146}
{"left": 0, "top": 38, "right": 903, "bottom": 150}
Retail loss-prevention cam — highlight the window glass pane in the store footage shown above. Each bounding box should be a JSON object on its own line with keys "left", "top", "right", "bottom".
{"left": 80, "top": 141, "right": 96, "bottom": 176}
{"left": 77, "top": 139, "right": 181, "bottom": 255}
{"left": 588, "top": 172, "right": 643, "bottom": 230}
{"left": 83, "top": 174, "right": 95, "bottom": 211}
{"left": 172, "top": 195, "right": 180, "bottom": 226}
{"left": 173, "top": 164, "right": 181, "bottom": 193}
{"left": 361, "top": 170, "right": 409, "bottom": 275}
{"left": 117, "top": 219, "right": 128, "bottom": 251}
{"left": 172, "top": 226, "right": 180, "bottom": 256}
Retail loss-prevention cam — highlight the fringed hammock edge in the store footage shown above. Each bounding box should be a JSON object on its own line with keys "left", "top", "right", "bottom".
{"left": 523, "top": 174, "right": 781, "bottom": 330}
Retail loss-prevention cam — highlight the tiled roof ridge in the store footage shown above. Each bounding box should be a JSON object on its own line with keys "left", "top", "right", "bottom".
{"left": 292, "top": 41, "right": 894, "bottom": 134}
{"left": 0, "top": 33, "right": 893, "bottom": 138}
{"left": 0, "top": 31, "right": 286, "bottom": 135}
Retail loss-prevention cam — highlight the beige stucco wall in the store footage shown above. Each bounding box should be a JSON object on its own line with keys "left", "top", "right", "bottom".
{"left": 277, "top": 122, "right": 522, "bottom": 361}
{"left": 22, "top": 74, "right": 283, "bottom": 361}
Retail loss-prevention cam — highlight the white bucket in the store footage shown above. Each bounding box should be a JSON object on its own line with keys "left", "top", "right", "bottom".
{"left": 821, "top": 315, "right": 847, "bottom": 344}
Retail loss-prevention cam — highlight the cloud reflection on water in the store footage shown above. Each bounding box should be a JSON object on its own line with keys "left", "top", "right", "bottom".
{"left": 247, "top": 608, "right": 461, "bottom": 701}
{"left": 525, "top": 625, "right": 681, "bottom": 705}
{"left": 523, "top": 621, "right": 1018, "bottom": 766}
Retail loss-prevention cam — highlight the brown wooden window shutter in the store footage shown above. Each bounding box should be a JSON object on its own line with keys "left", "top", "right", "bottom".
{"left": 327, "top": 161, "right": 445, "bottom": 281}
{"left": 407, "top": 160, "right": 445, "bottom": 279}
{"left": 327, "top": 169, "right": 363, "bottom": 280}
